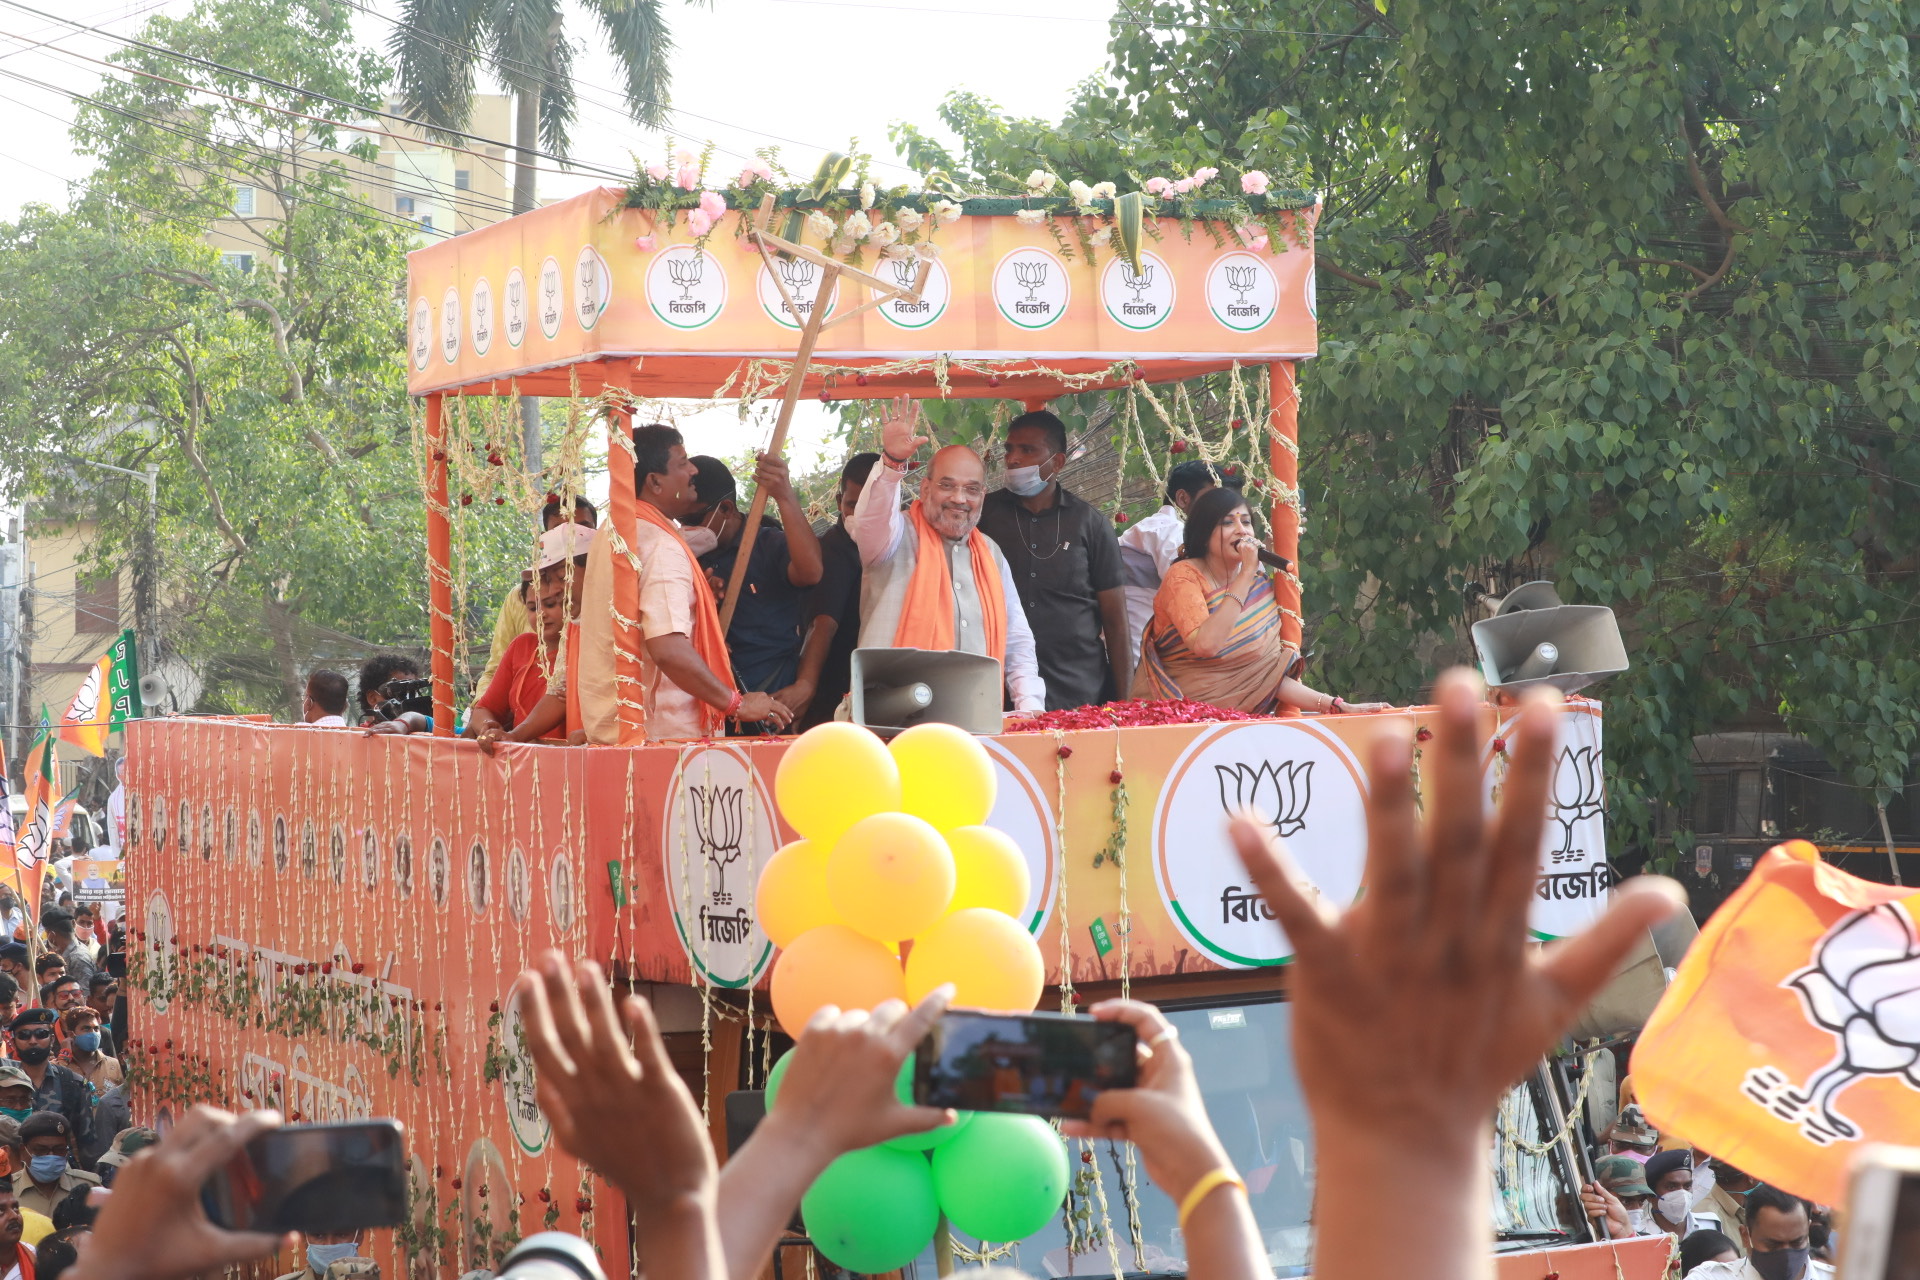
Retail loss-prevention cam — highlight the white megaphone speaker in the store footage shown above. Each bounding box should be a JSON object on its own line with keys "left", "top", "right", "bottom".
{"left": 137, "top": 672, "right": 170, "bottom": 712}
{"left": 1469, "top": 581, "right": 1628, "bottom": 694}
{"left": 849, "top": 647, "right": 1004, "bottom": 736}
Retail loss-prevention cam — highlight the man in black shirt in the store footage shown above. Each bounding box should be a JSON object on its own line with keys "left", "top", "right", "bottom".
{"left": 779, "top": 453, "right": 881, "bottom": 727}
{"left": 979, "top": 411, "right": 1130, "bottom": 710}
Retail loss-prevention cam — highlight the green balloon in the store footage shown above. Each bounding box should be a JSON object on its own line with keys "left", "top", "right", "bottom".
{"left": 764, "top": 1049, "right": 794, "bottom": 1112}
{"left": 931, "top": 1112, "right": 1069, "bottom": 1243}
{"left": 885, "top": 1058, "right": 974, "bottom": 1150}
{"left": 802, "top": 1146, "right": 940, "bottom": 1274}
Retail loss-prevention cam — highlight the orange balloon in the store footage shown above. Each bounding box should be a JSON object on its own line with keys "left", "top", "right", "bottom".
{"left": 756, "top": 839, "right": 840, "bottom": 949}
{"left": 904, "top": 908, "right": 1044, "bottom": 1012}
{"left": 826, "top": 812, "right": 956, "bottom": 945}
{"left": 771, "top": 925, "right": 906, "bottom": 1033}
{"left": 890, "top": 722, "right": 996, "bottom": 831}
{"left": 775, "top": 723, "right": 901, "bottom": 845}
{"left": 945, "top": 825, "right": 1031, "bottom": 919}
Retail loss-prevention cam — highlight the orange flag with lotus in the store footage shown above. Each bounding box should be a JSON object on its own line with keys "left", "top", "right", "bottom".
{"left": 1633, "top": 839, "right": 1920, "bottom": 1205}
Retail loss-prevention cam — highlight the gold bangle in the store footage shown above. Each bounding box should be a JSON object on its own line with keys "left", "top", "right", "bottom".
{"left": 1177, "top": 1168, "right": 1246, "bottom": 1230}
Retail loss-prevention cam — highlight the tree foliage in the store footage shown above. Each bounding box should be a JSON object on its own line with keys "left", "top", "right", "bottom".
{"left": 0, "top": 0, "right": 526, "bottom": 714}
{"left": 895, "top": 0, "right": 1920, "bottom": 861}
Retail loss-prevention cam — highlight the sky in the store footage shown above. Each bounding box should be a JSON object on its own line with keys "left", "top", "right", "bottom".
{"left": 0, "top": 0, "right": 1120, "bottom": 472}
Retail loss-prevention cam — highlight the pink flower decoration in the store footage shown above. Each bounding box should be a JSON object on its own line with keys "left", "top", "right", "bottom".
{"left": 645, "top": 163, "right": 668, "bottom": 183}
{"left": 1234, "top": 224, "right": 1269, "bottom": 251}
{"left": 675, "top": 149, "right": 694, "bottom": 166}
{"left": 687, "top": 208, "right": 714, "bottom": 237}
{"left": 634, "top": 234, "right": 656, "bottom": 251}
{"left": 1241, "top": 170, "right": 1270, "bottom": 195}
{"left": 675, "top": 164, "right": 700, "bottom": 190}
{"left": 1172, "top": 177, "right": 1196, "bottom": 194}
{"left": 1192, "top": 166, "right": 1219, "bottom": 184}
{"left": 697, "top": 190, "right": 727, "bottom": 220}
{"left": 1144, "top": 176, "right": 1171, "bottom": 196}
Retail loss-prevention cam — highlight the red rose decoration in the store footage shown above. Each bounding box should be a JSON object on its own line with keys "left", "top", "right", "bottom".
{"left": 460, "top": 493, "right": 473, "bottom": 506}
{"left": 1109, "top": 771, "right": 1124, "bottom": 785}
{"left": 451, "top": 1178, "right": 462, "bottom": 1190}
{"left": 1415, "top": 727, "right": 1433, "bottom": 742}
{"left": 1491, "top": 737, "right": 1508, "bottom": 753}
{"left": 1057, "top": 745, "right": 1073, "bottom": 759}
{"left": 1169, "top": 439, "right": 1188, "bottom": 454}
{"left": 352, "top": 963, "right": 366, "bottom": 974}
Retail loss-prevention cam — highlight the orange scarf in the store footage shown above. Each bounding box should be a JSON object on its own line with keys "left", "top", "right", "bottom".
{"left": 635, "top": 501, "right": 735, "bottom": 735}
{"left": 893, "top": 502, "right": 1007, "bottom": 663}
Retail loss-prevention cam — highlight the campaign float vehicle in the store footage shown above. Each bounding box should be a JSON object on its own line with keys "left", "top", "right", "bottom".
{"left": 125, "top": 184, "right": 1664, "bottom": 1280}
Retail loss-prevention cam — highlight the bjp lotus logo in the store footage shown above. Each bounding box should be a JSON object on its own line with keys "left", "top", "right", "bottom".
{"left": 1215, "top": 760, "right": 1314, "bottom": 838}
{"left": 690, "top": 784, "right": 745, "bottom": 903}
{"left": 779, "top": 257, "right": 818, "bottom": 292}
{"left": 1014, "top": 260, "right": 1049, "bottom": 301}
{"left": 1549, "top": 745, "right": 1605, "bottom": 863}
{"left": 1120, "top": 263, "right": 1155, "bottom": 301}
{"left": 890, "top": 257, "right": 920, "bottom": 289}
{"left": 1223, "top": 264, "right": 1257, "bottom": 304}
{"left": 1743, "top": 901, "right": 1920, "bottom": 1144}
{"left": 667, "top": 254, "right": 705, "bottom": 301}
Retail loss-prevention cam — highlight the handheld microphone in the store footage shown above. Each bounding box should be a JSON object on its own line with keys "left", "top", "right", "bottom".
{"left": 1257, "top": 548, "right": 1293, "bottom": 573}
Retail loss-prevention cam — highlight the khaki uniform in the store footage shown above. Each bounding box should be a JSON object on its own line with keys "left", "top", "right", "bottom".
{"left": 12, "top": 1164, "right": 100, "bottom": 1218}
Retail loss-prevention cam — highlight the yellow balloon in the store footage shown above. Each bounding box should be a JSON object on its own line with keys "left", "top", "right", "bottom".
{"left": 776, "top": 723, "right": 902, "bottom": 845}
{"left": 756, "top": 839, "right": 840, "bottom": 949}
{"left": 890, "top": 722, "right": 996, "bottom": 831}
{"left": 827, "top": 812, "right": 956, "bottom": 944}
{"left": 904, "top": 908, "right": 1044, "bottom": 1012}
{"left": 771, "top": 925, "right": 906, "bottom": 1033}
{"left": 945, "top": 826, "right": 1031, "bottom": 920}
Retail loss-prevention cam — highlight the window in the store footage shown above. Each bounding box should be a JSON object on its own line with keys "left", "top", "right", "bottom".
{"left": 74, "top": 572, "right": 120, "bottom": 634}
{"left": 232, "top": 185, "right": 256, "bottom": 216}
{"left": 219, "top": 252, "right": 254, "bottom": 274}
{"left": 395, "top": 195, "right": 415, "bottom": 214}
{"left": 419, "top": 215, "right": 434, "bottom": 231}
{"left": 1692, "top": 773, "right": 1733, "bottom": 834}
{"left": 454, "top": 169, "right": 471, "bottom": 190}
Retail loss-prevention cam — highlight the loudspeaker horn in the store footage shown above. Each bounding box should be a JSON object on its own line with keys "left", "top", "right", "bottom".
{"left": 137, "top": 672, "right": 170, "bottom": 712}
{"left": 1470, "top": 581, "right": 1628, "bottom": 694}
{"left": 849, "top": 647, "right": 1003, "bottom": 737}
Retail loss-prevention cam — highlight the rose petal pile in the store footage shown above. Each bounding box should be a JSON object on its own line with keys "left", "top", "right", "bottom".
{"left": 757, "top": 722, "right": 1060, "bottom": 1268}
{"left": 1004, "top": 697, "right": 1259, "bottom": 734}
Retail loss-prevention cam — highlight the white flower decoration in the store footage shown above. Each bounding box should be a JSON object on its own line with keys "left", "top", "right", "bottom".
{"left": 913, "top": 241, "right": 941, "bottom": 260}
{"left": 859, "top": 182, "right": 876, "bottom": 209}
{"left": 1024, "top": 169, "right": 1057, "bottom": 195}
{"left": 929, "top": 199, "right": 963, "bottom": 226}
{"left": 870, "top": 221, "right": 899, "bottom": 247}
{"left": 1091, "top": 227, "right": 1113, "bottom": 246}
{"left": 805, "top": 210, "right": 838, "bottom": 242}
{"left": 896, "top": 207, "right": 924, "bottom": 231}
{"left": 883, "top": 242, "right": 916, "bottom": 260}
{"left": 842, "top": 211, "right": 873, "bottom": 241}
{"left": 1067, "top": 179, "right": 1095, "bottom": 208}
{"left": 1092, "top": 181, "right": 1117, "bottom": 201}
{"left": 1014, "top": 208, "right": 1048, "bottom": 225}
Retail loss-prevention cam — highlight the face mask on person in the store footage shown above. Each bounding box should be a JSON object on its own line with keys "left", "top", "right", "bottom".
{"left": 1749, "top": 1247, "right": 1810, "bottom": 1280}
{"left": 307, "top": 1243, "right": 359, "bottom": 1274}
{"left": 1656, "top": 1189, "right": 1691, "bottom": 1223}
{"left": 1004, "top": 464, "right": 1048, "bottom": 498}
{"left": 1626, "top": 1206, "right": 1653, "bottom": 1233}
{"left": 15, "top": 1045, "right": 51, "bottom": 1067}
{"left": 71, "top": 1032, "right": 99, "bottom": 1055}
{"left": 1614, "top": 1147, "right": 1653, "bottom": 1164}
{"left": 0, "top": 1107, "right": 29, "bottom": 1123}
{"left": 27, "top": 1154, "right": 67, "bottom": 1183}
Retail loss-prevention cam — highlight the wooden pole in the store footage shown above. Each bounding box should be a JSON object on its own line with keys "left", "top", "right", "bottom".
{"left": 933, "top": 1216, "right": 954, "bottom": 1278}
{"left": 1267, "top": 360, "right": 1303, "bottom": 649}
{"left": 717, "top": 263, "right": 841, "bottom": 632}
{"left": 424, "top": 392, "right": 456, "bottom": 736}
{"left": 605, "top": 360, "right": 648, "bottom": 745}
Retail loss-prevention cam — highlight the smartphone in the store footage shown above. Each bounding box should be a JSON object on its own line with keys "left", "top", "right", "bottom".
{"left": 913, "top": 1009, "right": 1138, "bottom": 1120}
{"left": 1842, "top": 1145, "right": 1920, "bottom": 1280}
{"left": 201, "top": 1120, "right": 407, "bottom": 1235}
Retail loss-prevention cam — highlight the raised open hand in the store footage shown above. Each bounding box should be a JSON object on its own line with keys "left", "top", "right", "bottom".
{"left": 880, "top": 395, "right": 929, "bottom": 463}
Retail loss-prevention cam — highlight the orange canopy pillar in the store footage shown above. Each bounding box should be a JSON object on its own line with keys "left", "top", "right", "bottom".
{"left": 604, "top": 360, "right": 648, "bottom": 745}
{"left": 425, "top": 392, "right": 456, "bottom": 735}
{"left": 1268, "top": 360, "right": 1302, "bottom": 647}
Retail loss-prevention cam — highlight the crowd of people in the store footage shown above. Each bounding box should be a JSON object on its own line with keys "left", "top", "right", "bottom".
{"left": 300, "top": 403, "right": 1393, "bottom": 741}
{"left": 0, "top": 895, "right": 140, "bottom": 1280}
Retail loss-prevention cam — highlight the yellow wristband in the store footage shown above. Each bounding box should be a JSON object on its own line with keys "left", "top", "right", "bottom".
{"left": 1177, "top": 1168, "right": 1247, "bottom": 1229}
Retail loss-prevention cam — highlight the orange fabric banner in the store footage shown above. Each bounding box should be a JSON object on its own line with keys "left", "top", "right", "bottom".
{"left": 1634, "top": 839, "right": 1920, "bottom": 1204}
{"left": 894, "top": 503, "right": 1007, "bottom": 663}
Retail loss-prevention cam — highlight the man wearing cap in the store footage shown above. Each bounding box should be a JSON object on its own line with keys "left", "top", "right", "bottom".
{"left": 40, "top": 910, "right": 95, "bottom": 992}
{"left": 87, "top": 1083, "right": 130, "bottom": 1169}
{"left": 1580, "top": 1153, "right": 1660, "bottom": 1238}
{"left": 465, "top": 523, "right": 595, "bottom": 749}
{"left": 1600, "top": 1103, "right": 1660, "bottom": 1162}
{"left": 92, "top": 1125, "right": 153, "bottom": 1187}
{"left": 12, "top": 1112, "right": 98, "bottom": 1218}
{"left": 683, "top": 454, "right": 824, "bottom": 731}
{"left": 9, "top": 1012, "right": 94, "bottom": 1161}
{"left": 1640, "top": 1148, "right": 1721, "bottom": 1239}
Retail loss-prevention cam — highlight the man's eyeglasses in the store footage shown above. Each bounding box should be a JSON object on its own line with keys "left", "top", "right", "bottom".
{"left": 929, "top": 478, "right": 985, "bottom": 500}
{"left": 12, "top": 1028, "right": 52, "bottom": 1042}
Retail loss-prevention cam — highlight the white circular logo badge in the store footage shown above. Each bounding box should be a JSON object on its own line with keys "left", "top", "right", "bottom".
{"left": 1206, "top": 251, "right": 1279, "bottom": 332}
{"left": 300, "top": 817, "right": 317, "bottom": 878}
{"left": 199, "top": 802, "right": 214, "bottom": 861}
{"left": 548, "top": 852, "right": 577, "bottom": 936}
{"left": 428, "top": 836, "right": 449, "bottom": 908}
{"left": 981, "top": 740, "right": 1059, "bottom": 936}
{"left": 411, "top": 297, "right": 432, "bottom": 371}
{"left": 1485, "top": 703, "right": 1612, "bottom": 940}
{"left": 149, "top": 794, "right": 166, "bottom": 851}
{"left": 330, "top": 823, "right": 348, "bottom": 884}
{"left": 574, "top": 245, "right": 611, "bottom": 332}
{"left": 223, "top": 806, "right": 238, "bottom": 864}
{"left": 646, "top": 246, "right": 727, "bottom": 330}
{"left": 537, "top": 257, "right": 564, "bottom": 340}
{"left": 394, "top": 832, "right": 414, "bottom": 899}
{"left": 1101, "top": 250, "right": 1175, "bottom": 331}
{"left": 497, "top": 981, "right": 550, "bottom": 1155}
{"left": 875, "top": 256, "right": 951, "bottom": 330}
{"left": 439, "top": 287, "right": 460, "bottom": 364}
{"left": 272, "top": 813, "right": 288, "bottom": 872}
{"left": 505, "top": 844, "right": 530, "bottom": 924}
{"left": 503, "top": 266, "right": 528, "bottom": 349}
{"left": 469, "top": 277, "right": 494, "bottom": 356}
{"left": 1152, "top": 720, "right": 1370, "bottom": 967}
{"left": 362, "top": 827, "right": 380, "bottom": 893}
{"left": 247, "top": 811, "right": 263, "bottom": 866}
{"left": 467, "top": 838, "right": 490, "bottom": 917}
{"left": 661, "top": 744, "right": 776, "bottom": 988}
{"left": 144, "top": 891, "right": 174, "bottom": 1013}
{"left": 757, "top": 258, "right": 839, "bottom": 329}
{"left": 993, "top": 247, "right": 1070, "bottom": 330}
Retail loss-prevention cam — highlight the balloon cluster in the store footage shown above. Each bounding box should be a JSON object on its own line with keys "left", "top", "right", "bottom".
{"left": 755, "top": 722, "right": 1068, "bottom": 1271}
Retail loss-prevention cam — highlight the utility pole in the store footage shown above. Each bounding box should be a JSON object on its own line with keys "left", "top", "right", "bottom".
{"left": 59, "top": 456, "right": 160, "bottom": 659}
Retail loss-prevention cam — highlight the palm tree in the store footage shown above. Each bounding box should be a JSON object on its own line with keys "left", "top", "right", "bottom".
{"left": 390, "top": 0, "right": 679, "bottom": 214}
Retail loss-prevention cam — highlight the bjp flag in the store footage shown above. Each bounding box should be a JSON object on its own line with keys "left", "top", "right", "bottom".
{"left": 1634, "top": 839, "right": 1920, "bottom": 1205}
{"left": 57, "top": 630, "right": 140, "bottom": 757}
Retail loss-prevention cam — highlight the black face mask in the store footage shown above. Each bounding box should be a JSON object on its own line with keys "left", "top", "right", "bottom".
{"left": 1750, "top": 1248, "right": 1810, "bottom": 1280}
{"left": 14, "top": 1044, "right": 51, "bottom": 1067}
